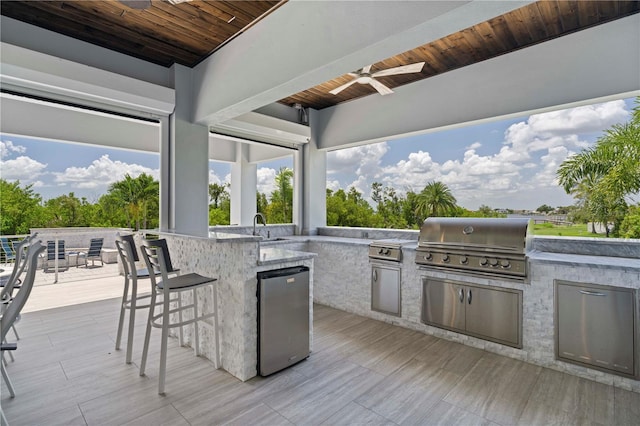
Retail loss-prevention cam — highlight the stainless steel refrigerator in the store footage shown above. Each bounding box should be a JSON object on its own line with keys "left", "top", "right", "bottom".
{"left": 257, "top": 266, "right": 310, "bottom": 376}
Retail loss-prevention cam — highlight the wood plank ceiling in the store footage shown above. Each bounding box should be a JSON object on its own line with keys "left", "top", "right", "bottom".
{"left": 0, "top": 0, "right": 284, "bottom": 67}
{"left": 1, "top": 1, "right": 638, "bottom": 111}
{"left": 281, "top": 0, "right": 640, "bottom": 109}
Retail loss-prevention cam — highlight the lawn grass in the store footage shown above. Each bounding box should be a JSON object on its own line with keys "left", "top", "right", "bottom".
{"left": 532, "top": 223, "right": 598, "bottom": 237}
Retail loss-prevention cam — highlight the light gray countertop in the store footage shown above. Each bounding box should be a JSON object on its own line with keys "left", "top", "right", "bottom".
{"left": 257, "top": 247, "right": 317, "bottom": 266}
{"left": 528, "top": 249, "right": 640, "bottom": 270}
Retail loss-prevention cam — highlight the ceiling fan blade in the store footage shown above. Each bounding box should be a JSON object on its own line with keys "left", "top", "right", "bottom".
{"left": 329, "top": 78, "right": 359, "bottom": 95}
{"left": 371, "top": 62, "right": 425, "bottom": 77}
{"left": 368, "top": 79, "right": 394, "bottom": 96}
{"left": 361, "top": 64, "right": 373, "bottom": 74}
{"left": 119, "top": 0, "right": 151, "bottom": 9}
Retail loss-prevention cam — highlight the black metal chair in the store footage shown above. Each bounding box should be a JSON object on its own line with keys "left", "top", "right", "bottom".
{"left": 44, "top": 240, "right": 68, "bottom": 272}
{"left": 79, "top": 238, "right": 104, "bottom": 268}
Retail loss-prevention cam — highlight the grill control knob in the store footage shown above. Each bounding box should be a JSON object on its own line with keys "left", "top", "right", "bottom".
{"left": 480, "top": 257, "right": 488, "bottom": 266}
{"left": 500, "top": 259, "right": 511, "bottom": 268}
{"left": 442, "top": 254, "right": 450, "bottom": 263}
{"left": 489, "top": 258, "right": 499, "bottom": 267}
{"left": 460, "top": 256, "right": 468, "bottom": 265}
{"left": 378, "top": 248, "right": 384, "bottom": 254}
{"left": 385, "top": 248, "right": 391, "bottom": 255}
{"left": 423, "top": 252, "right": 433, "bottom": 261}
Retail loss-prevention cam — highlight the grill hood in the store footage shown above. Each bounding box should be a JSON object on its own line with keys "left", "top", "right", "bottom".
{"left": 418, "top": 217, "right": 531, "bottom": 253}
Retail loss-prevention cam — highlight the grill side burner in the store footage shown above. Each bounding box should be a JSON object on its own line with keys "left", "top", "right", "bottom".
{"left": 368, "top": 239, "right": 412, "bottom": 262}
{"left": 415, "top": 218, "right": 531, "bottom": 280}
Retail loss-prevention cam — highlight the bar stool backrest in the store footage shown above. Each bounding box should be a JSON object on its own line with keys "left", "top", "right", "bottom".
{"left": 1, "top": 241, "right": 45, "bottom": 342}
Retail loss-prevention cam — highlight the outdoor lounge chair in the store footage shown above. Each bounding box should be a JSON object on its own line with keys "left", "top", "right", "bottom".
{"left": 79, "top": 238, "right": 104, "bottom": 268}
{"left": 0, "top": 237, "right": 16, "bottom": 265}
{"left": 44, "top": 240, "right": 68, "bottom": 272}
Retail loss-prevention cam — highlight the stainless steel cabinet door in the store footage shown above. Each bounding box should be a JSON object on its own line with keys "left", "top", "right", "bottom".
{"left": 465, "top": 285, "right": 521, "bottom": 347}
{"left": 422, "top": 278, "right": 465, "bottom": 332}
{"left": 556, "top": 281, "right": 635, "bottom": 377}
{"left": 371, "top": 265, "right": 401, "bottom": 316}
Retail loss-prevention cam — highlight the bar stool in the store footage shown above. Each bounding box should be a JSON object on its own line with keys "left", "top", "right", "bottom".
{"left": 139, "top": 239, "right": 220, "bottom": 395}
{"left": 115, "top": 235, "right": 182, "bottom": 364}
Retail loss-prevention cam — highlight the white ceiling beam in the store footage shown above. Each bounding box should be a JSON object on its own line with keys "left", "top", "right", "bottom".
{"left": 0, "top": 43, "right": 175, "bottom": 116}
{"left": 314, "top": 14, "right": 640, "bottom": 150}
{"left": 192, "top": 0, "right": 534, "bottom": 126}
{"left": 0, "top": 93, "right": 161, "bottom": 152}
{"left": 211, "top": 111, "right": 310, "bottom": 146}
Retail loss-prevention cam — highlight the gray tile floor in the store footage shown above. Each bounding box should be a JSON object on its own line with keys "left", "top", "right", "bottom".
{"left": 2, "top": 286, "right": 639, "bottom": 425}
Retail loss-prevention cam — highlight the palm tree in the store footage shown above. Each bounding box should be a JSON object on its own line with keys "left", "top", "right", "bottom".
{"left": 109, "top": 174, "right": 158, "bottom": 230}
{"left": 557, "top": 98, "right": 640, "bottom": 201}
{"left": 414, "top": 181, "right": 458, "bottom": 220}
{"left": 557, "top": 97, "right": 640, "bottom": 233}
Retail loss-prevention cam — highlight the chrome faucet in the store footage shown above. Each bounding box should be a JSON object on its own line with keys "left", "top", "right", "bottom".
{"left": 253, "top": 213, "right": 266, "bottom": 235}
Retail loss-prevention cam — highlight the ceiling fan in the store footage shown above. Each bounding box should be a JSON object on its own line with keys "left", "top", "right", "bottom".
{"left": 329, "top": 62, "right": 425, "bottom": 96}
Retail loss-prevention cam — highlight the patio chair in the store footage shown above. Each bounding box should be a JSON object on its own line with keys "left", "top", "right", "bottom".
{"left": 44, "top": 240, "right": 68, "bottom": 272}
{"left": 139, "top": 239, "right": 220, "bottom": 395}
{"left": 114, "top": 235, "right": 180, "bottom": 364}
{"left": 1, "top": 241, "right": 45, "bottom": 403}
{"left": 0, "top": 237, "right": 16, "bottom": 265}
{"left": 78, "top": 238, "right": 104, "bottom": 268}
{"left": 1, "top": 234, "right": 38, "bottom": 344}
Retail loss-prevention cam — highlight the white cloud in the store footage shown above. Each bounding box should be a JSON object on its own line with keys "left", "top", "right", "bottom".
{"left": 1, "top": 155, "right": 48, "bottom": 181}
{"left": 257, "top": 167, "right": 277, "bottom": 195}
{"left": 0, "top": 140, "right": 27, "bottom": 159}
{"left": 327, "top": 143, "right": 389, "bottom": 176}
{"left": 209, "top": 169, "right": 224, "bottom": 185}
{"left": 326, "top": 99, "right": 630, "bottom": 210}
{"left": 52, "top": 154, "right": 158, "bottom": 190}
{"left": 466, "top": 142, "right": 482, "bottom": 150}
{"left": 326, "top": 179, "right": 341, "bottom": 192}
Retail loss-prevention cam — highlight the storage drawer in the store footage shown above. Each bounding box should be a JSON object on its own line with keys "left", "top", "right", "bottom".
{"left": 555, "top": 280, "right": 637, "bottom": 378}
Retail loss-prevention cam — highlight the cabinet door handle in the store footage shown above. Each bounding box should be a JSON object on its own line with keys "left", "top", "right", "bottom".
{"left": 579, "top": 290, "right": 606, "bottom": 297}
{"left": 373, "top": 269, "right": 377, "bottom": 282}
{"left": 458, "top": 288, "right": 464, "bottom": 303}
{"left": 468, "top": 289, "right": 472, "bottom": 305}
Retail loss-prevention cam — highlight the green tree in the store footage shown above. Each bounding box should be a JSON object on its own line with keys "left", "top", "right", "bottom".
{"left": 42, "top": 192, "right": 96, "bottom": 227}
{"left": 326, "top": 187, "right": 376, "bottom": 227}
{"left": 414, "top": 181, "right": 458, "bottom": 221}
{"left": 371, "top": 182, "right": 408, "bottom": 228}
{"left": 0, "top": 179, "right": 44, "bottom": 234}
{"left": 536, "top": 204, "right": 554, "bottom": 214}
{"left": 266, "top": 167, "right": 294, "bottom": 223}
{"left": 208, "top": 183, "right": 229, "bottom": 209}
{"left": 619, "top": 204, "right": 640, "bottom": 238}
{"left": 106, "top": 173, "right": 159, "bottom": 230}
{"left": 209, "top": 183, "right": 230, "bottom": 225}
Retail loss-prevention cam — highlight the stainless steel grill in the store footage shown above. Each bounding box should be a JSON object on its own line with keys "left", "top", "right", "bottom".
{"left": 368, "top": 239, "right": 413, "bottom": 262}
{"left": 415, "top": 217, "right": 531, "bottom": 280}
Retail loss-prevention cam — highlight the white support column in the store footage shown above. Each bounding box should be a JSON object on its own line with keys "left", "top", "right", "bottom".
{"left": 230, "top": 143, "right": 257, "bottom": 226}
{"left": 292, "top": 148, "right": 303, "bottom": 235}
{"left": 301, "top": 109, "right": 326, "bottom": 235}
{"left": 169, "top": 64, "right": 209, "bottom": 236}
{"left": 159, "top": 115, "right": 171, "bottom": 230}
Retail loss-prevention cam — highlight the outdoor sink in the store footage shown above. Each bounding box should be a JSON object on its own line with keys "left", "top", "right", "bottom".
{"left": 260, "top": 237, "right": 289, "bottom": 242}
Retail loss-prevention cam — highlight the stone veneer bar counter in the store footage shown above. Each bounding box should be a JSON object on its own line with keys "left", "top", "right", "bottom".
{"left": 155, "top": 230, "right": 316, "bottom": 381}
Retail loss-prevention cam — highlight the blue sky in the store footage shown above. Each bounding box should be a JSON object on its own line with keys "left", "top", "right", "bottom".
{"left": 0, "top": 97, "right": 634, "bottom": 210}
